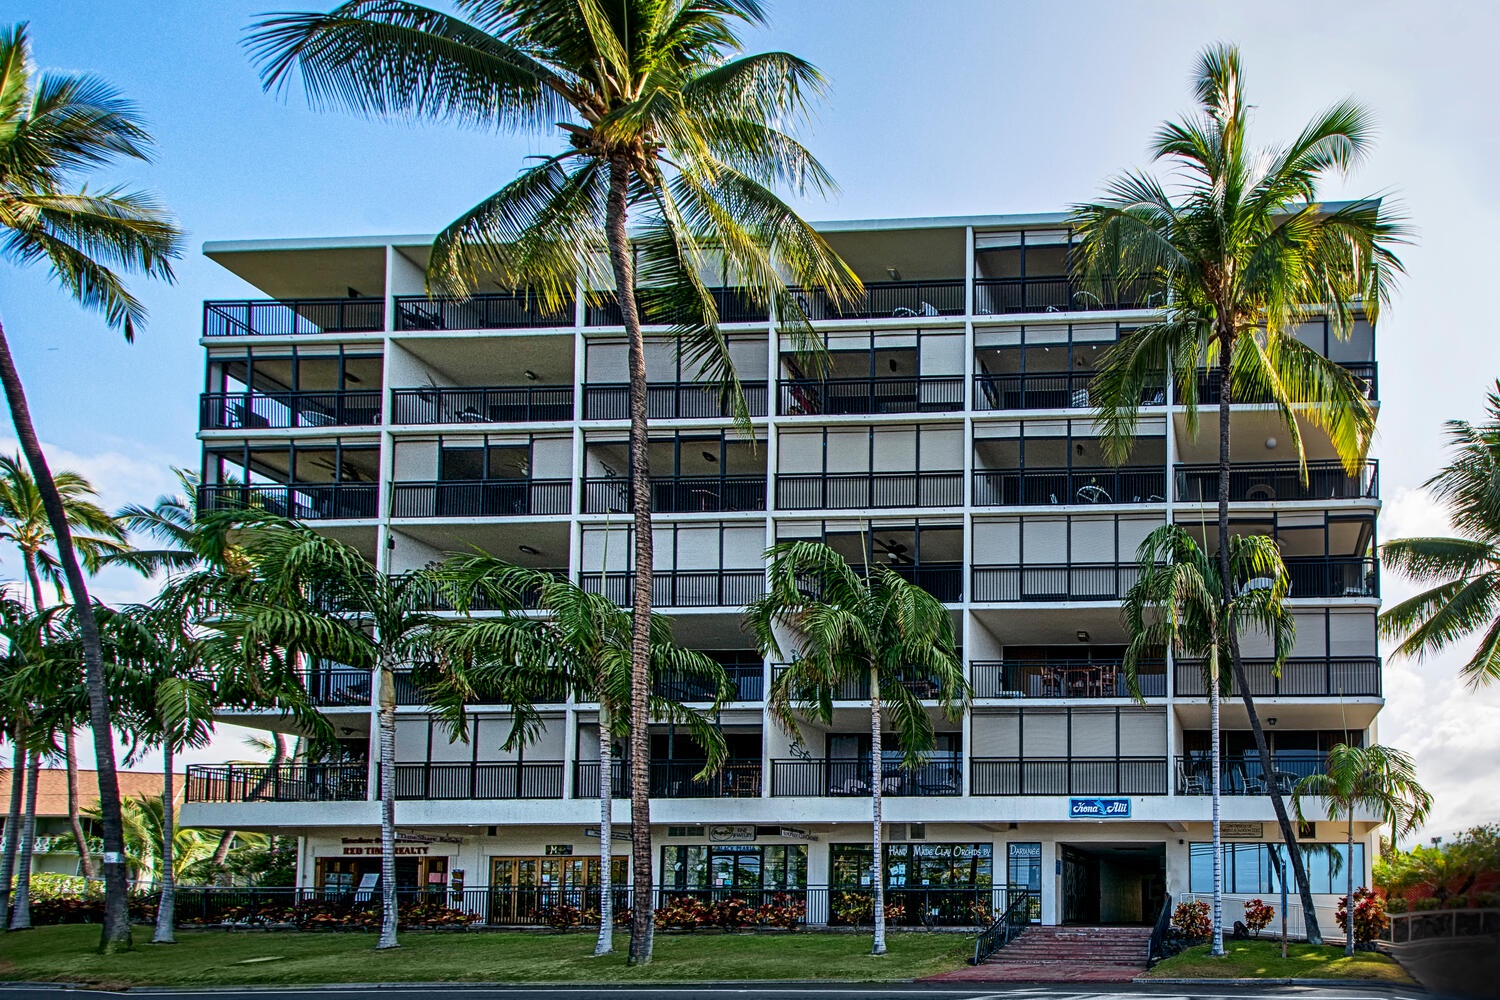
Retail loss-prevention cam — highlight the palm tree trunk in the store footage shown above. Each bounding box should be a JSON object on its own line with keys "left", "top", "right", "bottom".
{"left": 1209, "top": 646, "right": 1224, "bottom": 957}
{"left": 606, "top": 157, "right": 655, "bottom": 967}
{"left": 0, "top": 727, "right": 26, "bottom": 926}
{"left": 1345, "top": 814, "right": 1355, "bottom": 956}
{"left": 153, "top": 742, "right": 176, "bottom": 944}
{"left": 0, "top": 320, "right": 132, "bottom": 950}
{"left": 595, "top": 699, "right": 613, "bottom": 956}
{"left": 869, "top": 667, "right": 886, "bottom": 956}
{"left": 9, "top": 748, "right": 39, "bottom": 930}
{"left": 376, "top": 659, "right": 398, "bottom": 950}
{"left": 64, "top": 729, "right": 95, "bottom": 879}
{"left": 213, "top": 733, "right": 284, "bottom": 883}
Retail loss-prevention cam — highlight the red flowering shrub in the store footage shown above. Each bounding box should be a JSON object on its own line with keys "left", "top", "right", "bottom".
{"left": 1243, "top": 898, "right": 1274, "bottom": 937}
{"left": 1172, "top": 899, "right": 1211, "bottom": 941}
{"left": 1336, "top": 887, "right": 1389, "bottom": 945}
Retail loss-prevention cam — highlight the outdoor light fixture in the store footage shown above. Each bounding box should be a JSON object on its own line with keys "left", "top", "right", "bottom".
{"left": 518, "top": 544, "right": 540, "bottom": 556}
{"left": 702, "top": 450, "right": 718, "bottom": 463}
{"left": 888, "top": 357, "right": 899, "bottom": 372}
{"left": 524, "top": 369, "right": 539, "bottom": 381}
{"left": 1268, "top": 717, "right": 1278, "bottom": 726}
{"left": 1076, "top": 629, "right": 1090, "bottom": 642}
{"left": 886, "top": 266, "right": 901, "bottom": 281}
{"left": 1265, "top": 436, "right": 1278, "bottom": 449}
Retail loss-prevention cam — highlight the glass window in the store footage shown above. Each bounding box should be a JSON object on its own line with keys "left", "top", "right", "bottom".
{"left": 831, "top": 843, "right": 992, "bottom": 889}
{"left": 1188, "top": 842, "right": 1366, "bottom": 894}
{"left": 660, "top": 844, "right": 806, "bottom": 891}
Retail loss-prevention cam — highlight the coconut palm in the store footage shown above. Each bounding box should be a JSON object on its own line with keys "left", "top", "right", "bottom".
{"left": 746, "top": 540, "right": 967, "bottom": 956}
{"left": 1381, "top": 381, "right": 1500, "bottom": 688}
{"left": 1120, "top": 524, "right": 1294, "bottom": 957}
{"left": 1073, "top": 44, "right": 1406, "bottom": 943}
{"left": 0, "top": 595, "right": 34, "bottom": 927}
{"left": 111, "top": 470, "right": 252, "bottom": 578}
{"left": 246, "top": 2, "right": 857, "bottom": 961}
{"left": 426, "top": 556, "right": 731, "bottom": 956}
{"left": 1292, "top": 744, "right": 1431, "bottom": 955}
{"left": 0, "top": 21, "right": 184, "bottom": 951}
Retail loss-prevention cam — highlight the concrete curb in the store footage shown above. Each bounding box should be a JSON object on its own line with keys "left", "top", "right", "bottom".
{"left": 0, "top": 980, "right": 931, "bottom": 994}
{"left": 1138, "top": 976, "right": 1422, "bottom": 987}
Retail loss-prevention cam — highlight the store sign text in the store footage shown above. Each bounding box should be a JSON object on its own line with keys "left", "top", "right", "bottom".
{"left": 343, "top": 845, "right": 430, "bottom": 856}
{"left": 1069, "top": 797, "right": 1131, "bottom": 818}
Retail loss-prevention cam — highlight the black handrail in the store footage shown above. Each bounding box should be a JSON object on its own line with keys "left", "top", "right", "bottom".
{"left": 203, "top": 298, "right": 384, "bottom": 337}
{"left": 1174, "top": 656, "right": 1381, "bottom": 697}
{"left": 1147, "top": 891, "right": 1173, "bottom": 966}
{"left": 394, "top": 292, "right": 573, "bottom": 330}
{"left": 1174, "top": 460, "right": 1378, "bottom": 503}
{"left": 972, "top": 467, "right": 1166, "bottom": 506}
{"left": 391, "top": 385, "right": 574, "bottom": 424}
{"left": 775, "top": 471, "right": 963, "bottom": 510}
{"left": 200, "top": 390, "right": 383, "bottom": 430}
{"left": 778, "top": 376, "right": 965, "bottom": 415}
{"left": 582, "top": 380, "right": 768, "bottom": 419}
{"left": 972, "top": 889, "right": 1035, "bottom": 965}
{"left": 582, "top": 474, "right": 767, "bottom": 513}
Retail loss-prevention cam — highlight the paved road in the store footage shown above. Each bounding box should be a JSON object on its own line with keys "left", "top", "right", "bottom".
{"left": 0, "top": 985, "right": 1434, "bottom": 1000}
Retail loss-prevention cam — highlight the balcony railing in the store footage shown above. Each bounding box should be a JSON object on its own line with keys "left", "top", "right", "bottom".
{"left": 578, "top": 569, "right": 765, "bottom": 608}
{"left": 787, "top": 280, "right": 966, "bottom": 320}
{"left": 582, "top": 381, "right": 768, "bottom": 420}
{"left": 582, "top": 474, "right": 767, "bottom": 514}
{"left": 305, "top": 666, "right": 371, "bottom": 707}
{"left": 769, "top": 663, "right": 960, "bottom": 701}
{"left": 391, "top": 385, "right": 574, "bottom": 424}
{"left": 970, "top": 757, "right": 1168, "bottom": 795}
{"left": 200, "top": 390, "right": 383, "bottom": 430}
{"left": 1175, "top": 656, "right": 1381, "bottom": 697}
{"left": 585, "top": 286, "right": 769, "bottom": 326}
{"left": 973, "top": 372, "right": 1167, "bottom": 411}
{"left": 1196, "top": 362, "right": 1379, "bottom": 402}
{"left": 573, "top": 759, "right": 764, "bottom": 798}
{"left": 389, "top": 479, "right": 572, "bottom": 518}
{"left": 1175, "top": 461, "right": 1379, "bottom": 503}
{"left": 1176, "top": 753, "right": 1327, "bottom": 796}
{"left": 1281, "top": 556, "right": 1379, "bottom": 599}
{"left": 970, "top": 659, "right": 1166, "bottom": 699}
{"left": 654, "top": 663, "right": 763, "bottom": 703}
{"left": 778, "top": 376, "right": 965, "bottom": 416}
{"left": 973, "top": 467, "right": 1166, "bottom": 506}
{"left": 199, "top": 483, "right": 377, "bottom": 521}
{"left": 203, "top": 298, "right": 384, "bottom": 338}
{"left": 775, "top": 471, "right": 963, "bottom": 510}
{"left": 389, "top": 762, "right": 564, "bottom": 800}
{"left": 185, "top": 763, "right": 368, "bottom": 803}
{"left": 394, "top": 293, "right": 573, "bottom": 331}
{"left": 973, "top": 276, "right": 1159, "bottom": 315}
{"left": 971, "top": 563, "right": 1141, "bottom": 603}
{"left": 769, "top": 757, "right": 963, "bottom": 796}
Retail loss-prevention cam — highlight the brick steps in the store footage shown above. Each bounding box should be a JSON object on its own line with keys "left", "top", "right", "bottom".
{"left": 988, "top": 926, "right": 1150, "bottom": 967}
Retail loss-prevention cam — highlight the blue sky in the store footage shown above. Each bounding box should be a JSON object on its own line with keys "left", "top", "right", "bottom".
{"left": 7, "top": 0, "right": 1499, "bottom": 837}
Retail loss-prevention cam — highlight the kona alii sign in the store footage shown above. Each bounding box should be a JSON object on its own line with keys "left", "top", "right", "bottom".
{"left": 1069, "top": 797, "right": 1131, "bottom": 818}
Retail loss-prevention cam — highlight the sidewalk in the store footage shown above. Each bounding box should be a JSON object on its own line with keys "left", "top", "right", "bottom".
{"left": 1385, "top": 934, "right": 1500, "bottom": 999}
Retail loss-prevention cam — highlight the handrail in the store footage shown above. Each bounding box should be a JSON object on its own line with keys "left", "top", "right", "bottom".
{"left": 1147, "top": 891, "right": 1173, "bottom": 966}
{"left": 972, "top": 889, "right": 1034, "bottom": 965}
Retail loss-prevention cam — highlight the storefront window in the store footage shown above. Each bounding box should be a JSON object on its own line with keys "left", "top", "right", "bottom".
{"left": 1188, "top": 842, "right": 1365, "bottom": 894}
{"left": 660, "top": 844, "right": 808, "bottom": 891}
{"left": 830, "top": 843, "right": 993, "bottom": 888}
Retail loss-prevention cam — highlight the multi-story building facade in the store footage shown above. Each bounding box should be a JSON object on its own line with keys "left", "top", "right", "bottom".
{"left": 179, "top": 214, "right": 1384, "bottom": 931}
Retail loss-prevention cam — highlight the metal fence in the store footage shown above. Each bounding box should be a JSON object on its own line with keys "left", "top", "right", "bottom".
{"left": 973, "top": 372, "right": 1166, "bottom": 411}
{"left": 185, "top": 763, "right": 368, "bottom": 803}
{"left": 389, "top": 480, "right": 572, "bottom": 518}
{"left": 582, "top": 381, "right": 769, "bottom": 420}
{"left": 970, "top": 563, "right": 1141, "bottom": 602}
{"left": 1174, "top": 657, "right": 1381, "bottom": 697}
{"left": 787, "top": 280, "right": 966, "bottom": 320}
{"left": 970, "top": 659, "right": 1166, "bottom": 699}
{"left": 972, "top": 467, "right": 1166, "bottom": 506}
{"left": 769, "top": 757, "right": 963, "bottom": 797}
{"left": 391, "top": 385, "right": 574, "bottom": 424}
{"left": 395, "top": 293, "right": 574, "bottom": 331}
{"left": 582, "top": 474, "right": 767, "bottom": 514}
{"left": 778, "top": 376, "right": 965, "bottom": 415}
{"left": 1174, "top": 460, "right": 1378, "bottom": 503}
{"left": 577, "top": 569, "right": 765, "bottom": 608}
{"left": 969, "top": 756, "right": 1168, "bottom": 796}
{"left": 203, "top": 298, "right": 385, "bottom": 338}
{"left": 775, "top": 471, "right": 963, "bottom": 510}
{"left": 200, "top": 390, "right": 382, "bottom": 430}
{"left": 198, "top": 483, "right": 378, "bottom": 521}
{"left": 572, "top": 759, "right": 765, "bottom": 798}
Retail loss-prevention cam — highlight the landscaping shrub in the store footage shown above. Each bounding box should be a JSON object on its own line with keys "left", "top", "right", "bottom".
{"left": 1412, "top": 897, "right": 1442, "bottom": 912}
{"left": 828, "top": 891, "right": 905, "bottom": 926}
{"left": 1242, "top": 898, "right": 1274, "bottom": 937}
{"left": 1336, "top": 887, "right": 1389, "bottom": 946}
{"left": 1473, "top": 891, "right": 1498, "bottom": 908}
{"left": 1385, "top": 897, "right": 1409, "bottom": 914}
{"left": 1171, "top": 899, "right": 1211, "bottom": 942}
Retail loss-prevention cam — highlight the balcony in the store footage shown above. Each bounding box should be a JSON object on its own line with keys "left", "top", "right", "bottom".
{"left": 582, "top": 475, "right": 767, "bottom": 514}
{"left": 185, "top": 763, "right": 368, "bottom": 803}
{"left": 573, "top": 759, "right": 764, "bottom": 798}
{"left": 655, "top": 663, "right": 763, "bottom": 703}
{"left": 788, "top": 280, "right": 965, "bottom": 320}
{"left": 970, "top": 659, "right": 1166, "bottom": 699}
{"left": 973, "top": 372, "right": 1167, "bottom": 411}
{"left": 1176, "top": 752, "right": 1327, "bottom": 796}
{"left": 390, "top": 667, "right": 567, "bottom": 706}
{"left": 970, "top": 757, "right": 1168, "bottom": 795}
{"left": 973, "top": 276, "right": 1158, "bottom": 315}
{"left": 1175, "top": 461, "right": 1378, "bottom": 504}
{"left": 582, "top": 381, "right": 768, "bottom": 420}
{"left": 394, "top": 293, "right": 573, "bottom": 331}
{"left": 769, "top": 757, "right": 962, "bottom": 796}
{"left": 579, "top": 569, "right": 765, "bottom": 608}
{"left": 1282, "top": 556, "right": 1379, "bottom": 599}
{"left": 199, "top": 482, "right": 377, "bottom": 521}
{"left": 1175, "top": 656, "right": 1381, "bottom": 698}
{"left": 203, "top": 298, "right": 384, "bottom": 338}
{"left": 971, "top": 563, "right": 1140, "bottom": 603}
{"left": 775, "top": 471, "right": 963, "bottom": 510}
{"left": 1197, "top": 362, "right": 1378, "bottom": 402}
{"left": 778, "top": 376, "right": 965, "bottom": 416}
{"left": 585, "top": 286, "right": 769, "bottom": 326}
{"left": 391, "top": 385, "right": 574, "bottom": 424}
{"left": 769, "top": 662, "right": 960, "bottom": 701}
{"left": 305, "top": 665, "right": 372, "bottom": 707}
{"left": 389, "top": 479, "right": 572, "bottom": 518}
{"left": 972, "top": 467, "right": 1166, "bottom": 507}
{"left": 390, "top": 761, "right": 564, "bottom": 800}
{"left": 200, "top": 390, "right": 383, "bottom": 431}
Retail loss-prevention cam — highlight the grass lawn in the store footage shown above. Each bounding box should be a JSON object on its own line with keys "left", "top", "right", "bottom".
{"left": 0, "top": 925, "right": 972, "bottom": 987}
{"left": 1142, "top": 939, "right": 1412, "bottom": 983}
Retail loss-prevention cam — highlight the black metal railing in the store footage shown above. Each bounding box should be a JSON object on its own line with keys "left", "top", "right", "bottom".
{"left": 972, "top": 889, "right": 1037, "bottom": 964}
{"left": 305, "top": 666, "right": 371, "bottom": 707}
{"left": 1175, "top": 460, "right": 1379, "bottom": 503}
{"left": 1175, "top": 752, "right": 1327, "bottom": 796}
{"left": 775, "top": 471, "right": 963, "bottom": 510}
{"left": 973, "top": 372, "right": 1167, "bottom": 411}
{"left": 394, "top": 293, "right": 574, "bottom": 331}
{"left": 387, "top": 762, "right": 564, "bottom": 800}
{"left": 390, "top": 667, "right": 567, "bottom": 706}
{"left": 1280, "top": 556, "right": 1379, "bottom": 598}
{"left": 769, "top": 757, "right": 963, "bottom": 797}
{"left": 573, "top": 758, "right": 764, "bottom": 798}
{"left": 787, "top": 280, "right": 966, "bottom": 320}
{"left": 1196, "top": 362, "right": 1379, "bottom": 402}
{"left": 769, "top": 663, "right": 960, "bottom": 701}
{"left": 971, "top": 563, "right": 1141, "bottom": 603}
{"left": 389, "top": 479, "right": 572, "bottom": 518}
{"left": 778, "top": 376, "right": 965, "bottom": 415}
{"left": 185, "top": 763, "right": 368, "bottom": 803}
{"left": 970, "top": 659, "right": 1166, "bottom": 699}
{"left": 585, "top": 286, "right": 769, "bottom": 326}
{"left": 578, "top": 569, "right": 765, "bottom": 608}
{"left": 970, "top": 757, "right": 1168, "bottom": 796}
{"left": 973, "top": 467, "right": 1167, "bottom": 506}
{"left": 582, "top": 380, "right": 769, "bottom": 420}
{"left": 654, "top": 664, "right": 763, "bottom": 703}
{"left": 1175, "top": 656, "right": 1381, "bottom": 697}
{"left": 391, "top": 385, "right": 574, "bottom": 424}
{"left": 582, "top": 474, "right": 767, "bottom": 514}
{"left": 199, "top": 483, "right": 378, "bottom": 521}
{"left": 973, "top": 276, "right": 1159, "bottom": 315}
{"left": 200, "top": 390, "right": 382, "bottom": 430}
{"left": 203, "top": 298, "right": 385, "bottom": 338}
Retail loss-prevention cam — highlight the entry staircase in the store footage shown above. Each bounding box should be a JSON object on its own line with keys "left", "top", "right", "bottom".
{"left": 940, "top": 926, "right": 1152, "bottom": 983}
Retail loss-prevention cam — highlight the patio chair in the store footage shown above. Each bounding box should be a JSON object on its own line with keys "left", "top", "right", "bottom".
{"left": 1175, "top": 758, "right": 1207, "bottom": 795}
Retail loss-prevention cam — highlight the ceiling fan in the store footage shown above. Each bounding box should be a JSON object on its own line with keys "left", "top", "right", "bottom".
{"left": 873, "top": 537, "right": 913, "bottom": 565}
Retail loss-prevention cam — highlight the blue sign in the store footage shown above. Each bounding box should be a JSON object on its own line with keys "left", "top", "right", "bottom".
{"left": 1070, "top": 797, "right": 1131, "bottom": 818}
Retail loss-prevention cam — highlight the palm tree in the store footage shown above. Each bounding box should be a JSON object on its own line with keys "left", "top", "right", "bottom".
{"left": 0, "top": 21, "right": 184, "bottom": 951}
{"left": 1072, "top": 44, "right": 1406, "bottom": 943}
{"left": 428, "top": 556, "right": 730, "bottom": 956}
{"left": 0, "top": 453, "right": 126, "bottom": 881}
{"left": 112, "top": 470, "right": 251, "bottom": 578}
{"left": 1292, "top": 744, "right": 1431, "bottom": 955}
{"left": 1381, "top": 381, "right": 1500, "bottom": 688}
{"left": 1120, "top": 524, "right": 1294, "bottom": 956}
{"left": 0, "top": 595, "right": 34, "bottom": 927}
{"left": 746, "top": 540, "right": 967, "bottom": 956}
{"left": 245, "top": 2, "right": 857, "bottom": 961}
